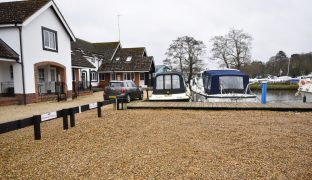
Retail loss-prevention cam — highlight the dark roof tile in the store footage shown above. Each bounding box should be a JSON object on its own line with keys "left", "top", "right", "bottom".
{"left": 0, "top": 39, "right": 19, "bottom": 60}
{"left": 0, "top": 0, "right": 50, "bottom": 24}
{"left": 71, "top": 50, "right": 95, "bottom": 68}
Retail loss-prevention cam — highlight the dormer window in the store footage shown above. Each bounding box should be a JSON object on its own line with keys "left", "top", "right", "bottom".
{"left": 126, "top": 56, "right": 132, "bottom": 62}
{"left": 116, "top": 57, "right": 120, "bottom": 61}
{"left": 42, "top": 27, "right": 58, "bottom": 52}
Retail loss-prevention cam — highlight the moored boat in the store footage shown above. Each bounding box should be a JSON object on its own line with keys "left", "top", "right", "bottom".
{"left": 150, "top": 72, "right": 190, "bottom": 101}
{"left": 191, "top": 69, "right": 257, "bottom": 102}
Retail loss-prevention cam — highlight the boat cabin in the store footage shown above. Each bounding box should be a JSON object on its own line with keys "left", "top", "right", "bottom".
{"left": 153, "top": 72, "right": 186, "bottom": 95}
{"left": 202, "top": 70, "right": 250, "bottom": 94}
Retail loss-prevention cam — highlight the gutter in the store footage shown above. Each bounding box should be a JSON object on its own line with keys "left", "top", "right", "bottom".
{"left": 16, "top": 24, "right": 26, "bottom": 105}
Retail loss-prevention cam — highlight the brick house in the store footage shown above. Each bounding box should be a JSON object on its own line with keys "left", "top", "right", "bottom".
{"left": 98, "top": 47, "right": 156, "bottom": 88}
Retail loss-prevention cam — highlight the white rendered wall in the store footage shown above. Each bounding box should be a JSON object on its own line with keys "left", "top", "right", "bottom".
{"left": 22, "top": 7, "right": 72, "bottom": 94}
{"left": 0, "top": 28, "right": 24, "bottom": 94}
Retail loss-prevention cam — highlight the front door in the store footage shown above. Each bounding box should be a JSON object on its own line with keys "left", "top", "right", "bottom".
{"left": 81, "top": 71, "right": 87, "bottom": 89}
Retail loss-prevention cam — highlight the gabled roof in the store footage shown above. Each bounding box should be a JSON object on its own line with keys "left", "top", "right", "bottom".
{"left": 98, "top": 56, "right": 155, "bottom": 72}
{"left": 71, "top": 38, "right": 120, "bottom": 60}
{"left": 0, "top": 0, "right": 75, "bottom": 41}
{"left": 71, "top": 50, "right": 95, "bottom": 69}
{"left": 0, "top": 39, "right": 19, "bottom": 60}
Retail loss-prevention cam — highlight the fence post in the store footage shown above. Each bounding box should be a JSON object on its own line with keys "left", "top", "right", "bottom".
{"left": 97, "top": 101, "right": 102, "bottom": 117}
{"left": 33, "top": 115, "right": 41, "bottom": 140}
{"left": 62, "top": 109, "right": 69, "bottom": 130}
{"left": 69, "top": 108, "right": 75, "bottom": 127}
{"left": 146, "top": 89, "right": 149, "bottom": 100}
{"left": 303, "top": 95, "right": 307, "bottom": 103}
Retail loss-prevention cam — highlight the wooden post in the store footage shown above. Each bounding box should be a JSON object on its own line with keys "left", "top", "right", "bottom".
{"left": 62, "top": 109, "right": 69, "bottom": 130}
{"left": 97, "top": 102, "right": 102, "bottom": 117}
{"left": 146, "top": 89, "right": 149, "bottom": 100}
{"left": 33, "top": 115, "right": 41, "bottom": 140}
{"left": 69, "top": 108, "right": 75, "bottom": 127}
{"left": 303, "top": 95, "right": 307, "bottom": 103}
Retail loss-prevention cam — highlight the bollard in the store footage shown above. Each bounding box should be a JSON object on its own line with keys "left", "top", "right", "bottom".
{"left": 69, "top": 108, "right": 75, "bottom": 127}
{"left": 261, "top": 81, "right": 267, "bottom": 104}
{"left": 303, "top": 95, "right": 307, "bottom": 103}
{"left": 97, "top": 101, "right": 102, "bottom": 117}
{"left": 33, "top": 115, "right": 41, "bottom": 140}
{"left": 146, "top": 89, "right": 149, "bottom": 100}
{"left": 62, "top": 109, "right": 69, "bottom": 130}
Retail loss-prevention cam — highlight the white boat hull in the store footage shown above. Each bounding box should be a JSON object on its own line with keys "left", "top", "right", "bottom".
{"left": 149, "top": 93, "right": 190, "bottom": 101}
{"left": 192, "top": 91, "right": 258, "bottom": 103}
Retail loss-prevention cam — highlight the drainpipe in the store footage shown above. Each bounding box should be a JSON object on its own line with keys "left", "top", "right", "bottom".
{"left": 17, "top": 25, "right": 27, "bottom": 105}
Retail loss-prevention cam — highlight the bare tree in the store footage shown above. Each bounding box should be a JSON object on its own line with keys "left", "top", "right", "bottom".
{"left": 210, "top": 36, "right": 231, "bottom": 68}
{"left": 210, "top": 28, "right": 253, "bottom": 70}
{"left": 164, "top": 36, "right": 206, "bottom": 89}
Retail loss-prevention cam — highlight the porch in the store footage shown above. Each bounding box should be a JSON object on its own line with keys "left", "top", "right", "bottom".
{"left": 35, "top": 62, "right": 68, "bottom": 102}
{"left": 0, "top": 61, "right": 15, "bottom": 97}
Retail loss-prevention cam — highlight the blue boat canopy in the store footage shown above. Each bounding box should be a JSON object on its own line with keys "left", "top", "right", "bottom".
{"left": 202, "top": 70, "right": 250, "bottom": 94}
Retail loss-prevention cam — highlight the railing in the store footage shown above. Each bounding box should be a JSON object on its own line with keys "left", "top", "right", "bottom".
{"left": 38, "top": 82, "right": 65, "bottom": 96}
{"left": 1, "top": 81, "right": 14, "bottom": 97}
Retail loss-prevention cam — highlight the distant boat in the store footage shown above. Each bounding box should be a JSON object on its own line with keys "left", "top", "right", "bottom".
{"left": 149, "top": 72, "right": 190, "bottom": 101}
{"left": 191, "top": 69, "right": 257, "bottom": 102}
{"left": 297, "top": 75, "right": 312, "bottom": 101}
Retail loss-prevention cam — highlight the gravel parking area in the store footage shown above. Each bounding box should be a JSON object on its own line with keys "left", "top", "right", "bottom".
{"left": 0, "top": 109, "right": 311, "bottom": 179}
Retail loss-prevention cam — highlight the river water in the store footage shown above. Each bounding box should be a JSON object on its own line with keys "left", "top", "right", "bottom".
{"left": 252, "top": 90, "right": 303, "bottom": 103}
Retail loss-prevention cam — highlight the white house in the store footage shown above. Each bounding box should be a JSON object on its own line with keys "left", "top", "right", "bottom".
{"left": 71, "top": 38, "right": 120, "bottom": 90}
{"left": 0, "top": 0, "right": 75, "bottom": 105}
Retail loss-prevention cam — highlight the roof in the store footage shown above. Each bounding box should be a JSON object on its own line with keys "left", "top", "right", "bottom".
{"left": 71, "top": 38, "right": 120, "bottom": 60}
{"left": 203, "top": 70, "right": 248, "bottom": 77}
{"left": 0, "top": 0, "right": 75, "bottom": 41}
{"left": 113, "top": 47, "right": 147, "bottom": 59}
{"left": 99, "top": 56, "right": 155, "bottom": 72}
{"left": 0, "top": 39, "right": 19, "bottom": 60}
{"left": 71, "top": 50, "right": 95, "bottom": 68}
{"left": 0, "top": 0, "right": 49, "bottom": 25}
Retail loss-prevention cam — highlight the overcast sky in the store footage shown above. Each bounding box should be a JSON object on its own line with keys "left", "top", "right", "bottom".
{"left": 8, "top": 0, "right": 312, "bottom": 67}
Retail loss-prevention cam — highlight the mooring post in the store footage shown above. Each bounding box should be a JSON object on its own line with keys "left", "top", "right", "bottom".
{"left": 303, "top": 95, "right": 307, "bottom": 103}
{"left": 261, "top": 81, "right": 267, "bottom": 104}
{"left": 62, "top": 109, "right": 69, "bottom": 130}
{"left": 146, "top": 89, "right": 149, "bottom": 100}
{"left": 33, "top": 115, "right": 41, "bottom": 140}
{"left": 97, "top": 101, "right": 102, "bottom": 117}
{"left": 69, "top": 108, "right": 75, "bottom": 127}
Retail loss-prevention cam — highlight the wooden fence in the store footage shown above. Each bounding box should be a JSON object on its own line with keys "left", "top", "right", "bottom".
{"left": 0, "top": 99, "right": 127, "bottom": 140}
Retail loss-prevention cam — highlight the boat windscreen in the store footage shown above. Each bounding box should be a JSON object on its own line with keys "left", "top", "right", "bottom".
{"left": 219, "top": 76, "right": 244, "bottom": 90}
{"left": 156, "top": 74, "right": 181, "bottom": 90}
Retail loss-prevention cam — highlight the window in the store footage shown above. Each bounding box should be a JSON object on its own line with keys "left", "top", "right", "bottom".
{"left": 140, "top": 73, "right": 145, "bottom": 80}
{"left": 50, "top": 68, "right": 56, "bottom": 82}
{"left": 72, "top": 69, "right": 75, "bottom": 81}
{"left": 38, "top": 68, "right": 45, "bottom": 83}
{"left": 10, "top": 65, "right": 13, "bottom": 79}
{"left": 91, "top": 71, "right": 97, "bottom": 81}
{"left": 111, "top": 72, "right": 115, "bottom": 80}
{"left": 91, "top": 57, "right": 95, "bottom": 63}
{"left": 219, "top": 76, "right": 244, "bottom": 90}
{"left": 99, "top": 73, "right": 105, "bottom": 81}
{"left": 164, "top": 75, "right": 171, "bottom": 89}
{"left": 116, "top": 57, "right": 120, "bottom": 61}
{"left": 42, "top": 27, "right": 57, "bottom": 52}
{"left": 126, "top": 56, "right": 132, "bottom": 62}
{"left": 156, "top": 76, "right": 163, "bottom": 90}
{"left": 172, "top": 75, "right": 180, "bottom": 89}
{"left": 124, "top": 72, "right": 134, "bottom": 80}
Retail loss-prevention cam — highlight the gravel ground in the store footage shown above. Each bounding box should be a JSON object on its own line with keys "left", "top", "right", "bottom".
{"left": 0, "top": 109, "right": 311, "bottom": 179}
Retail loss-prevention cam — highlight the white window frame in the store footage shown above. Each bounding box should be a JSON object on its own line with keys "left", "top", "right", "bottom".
{"left": 42, "top": 27, "right": 58, "bottom": 52}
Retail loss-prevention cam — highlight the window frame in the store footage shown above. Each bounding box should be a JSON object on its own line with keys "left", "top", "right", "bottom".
{"left": 90, "top": 71, "right": 98, "bottom": 82}
{"left": 42, "top": 27, "right": 58, "bottom": 52}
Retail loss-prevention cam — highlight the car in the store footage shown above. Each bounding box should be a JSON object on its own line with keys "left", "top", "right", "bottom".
{"left": 103, "top": 80, "right": 143, "bottom": 103}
